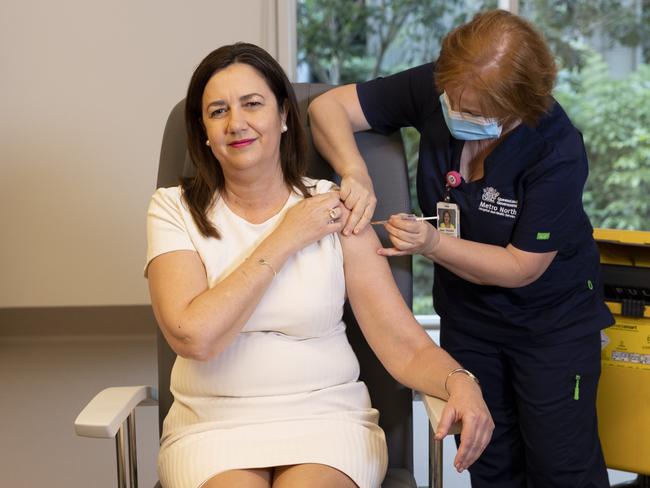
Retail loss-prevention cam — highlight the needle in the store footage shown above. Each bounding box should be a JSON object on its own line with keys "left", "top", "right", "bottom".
{"left": 370, "top": 215, "right": 439, "bottom": 225}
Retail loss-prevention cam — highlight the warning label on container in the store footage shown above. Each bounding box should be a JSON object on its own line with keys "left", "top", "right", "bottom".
{"left": 601, "top": 318, "right": 650, "bottom": 370}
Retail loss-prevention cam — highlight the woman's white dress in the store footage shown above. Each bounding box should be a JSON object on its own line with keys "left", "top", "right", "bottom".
{"left": 145, "top": 178, "right": 388, "bottom": 488}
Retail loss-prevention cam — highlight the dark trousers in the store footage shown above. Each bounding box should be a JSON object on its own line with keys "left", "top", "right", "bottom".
{"left": 441, "top": 326, "right": 609, "bottom": 488}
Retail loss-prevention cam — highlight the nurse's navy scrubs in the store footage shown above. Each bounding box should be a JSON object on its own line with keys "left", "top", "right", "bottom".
{"left": 357, "top": 63, "right": 614, "bottom": 488}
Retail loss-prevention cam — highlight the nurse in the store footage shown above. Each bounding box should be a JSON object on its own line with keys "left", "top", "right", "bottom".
{"left": 308, "top": 9, "right": 614, "bottom": 488}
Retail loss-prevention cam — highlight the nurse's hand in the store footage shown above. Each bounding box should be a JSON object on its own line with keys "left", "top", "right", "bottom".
{"left": 377, "top": 213, "right": 440, "bottom": 256}
{"left": 339, "top": 168, "right": 376, "bottom": 236}
{"left": 437, "top": 375, "right": 494, "bottom": 472}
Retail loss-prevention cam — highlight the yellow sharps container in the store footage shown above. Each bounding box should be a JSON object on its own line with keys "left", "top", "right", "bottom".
{"left": 594, "top": 228, "right": 650, "bottom": 478}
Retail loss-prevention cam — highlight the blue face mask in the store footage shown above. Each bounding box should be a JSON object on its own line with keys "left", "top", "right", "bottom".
{"left": 439, "top": 92, "right": 502, "bottom": 140}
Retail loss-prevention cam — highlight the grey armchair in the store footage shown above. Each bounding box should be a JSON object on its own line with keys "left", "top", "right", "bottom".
{"left": 75, "top": 83, "right": 459, "bottom": 488}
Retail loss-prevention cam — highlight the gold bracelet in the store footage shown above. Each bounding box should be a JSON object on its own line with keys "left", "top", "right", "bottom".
{"left": 256, "top": 258, "right": 277, "bottom": 277}
{"left": 444, "top": 368, "right": 479, "bottom": 397}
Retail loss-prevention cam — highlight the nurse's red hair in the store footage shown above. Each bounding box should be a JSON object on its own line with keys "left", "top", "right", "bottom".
{"left": 434, "top": 9, "right": 557, "bottom": 126}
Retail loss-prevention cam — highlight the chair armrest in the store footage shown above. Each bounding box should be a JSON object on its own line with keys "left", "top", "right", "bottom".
{"left": 74, "top": 385, "right": 158, "bottom": 438}
{"left": 420, "top": 394, "right": 462, "bottom": 436}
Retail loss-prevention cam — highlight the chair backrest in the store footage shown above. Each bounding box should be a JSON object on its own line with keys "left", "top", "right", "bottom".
{"left": 155, "top": 83, "right": 413, "bottom": 471}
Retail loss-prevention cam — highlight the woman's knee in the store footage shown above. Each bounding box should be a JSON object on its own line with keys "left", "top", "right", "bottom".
{"left": 202, "top": 468, "right": 272, "bottom": 488}
{"left": 272, "top": 464, "right": 358, "bottom": 488}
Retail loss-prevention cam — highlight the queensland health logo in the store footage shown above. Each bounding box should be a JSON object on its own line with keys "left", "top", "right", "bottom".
{"left": 478, "top": 186, "right": 518, "bottom": 219}
{"left": 482, "top": 187, "right": 500, "bottom": 203}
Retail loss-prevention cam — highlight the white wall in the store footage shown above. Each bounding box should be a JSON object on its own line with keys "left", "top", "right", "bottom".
{"left": 0, "top": 2, "right": 291, "bottom": 486}
{"left": 0, "top": 0, "right": 288, "bottom": 308}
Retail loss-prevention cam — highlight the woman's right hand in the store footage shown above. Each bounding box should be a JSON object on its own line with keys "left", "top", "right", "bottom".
{"left": 274, "top": 191, "right": 347, "bottom": 252}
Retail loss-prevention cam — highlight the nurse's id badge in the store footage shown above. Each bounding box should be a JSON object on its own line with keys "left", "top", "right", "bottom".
{"left": 436, "top": 201, "right": 460, "bottom": 238}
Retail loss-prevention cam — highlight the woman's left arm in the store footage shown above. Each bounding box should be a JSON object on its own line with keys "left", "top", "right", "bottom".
{"left": 379, "top": 216, "right": 556, "bottom": 288}
{"left": 340, "top": 226, "right": 494, "bottom": 471}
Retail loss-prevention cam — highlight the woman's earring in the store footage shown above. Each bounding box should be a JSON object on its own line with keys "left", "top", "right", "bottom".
{"left": 281, "top": 123, "right": 288, "bottom": 133}
{"left": 205, "top": 139, "right": 210, "bottom": 146}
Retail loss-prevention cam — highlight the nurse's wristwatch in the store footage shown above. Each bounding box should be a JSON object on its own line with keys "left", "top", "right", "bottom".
{"left": 444, "top": 368, "right": 480, "bottom": 397}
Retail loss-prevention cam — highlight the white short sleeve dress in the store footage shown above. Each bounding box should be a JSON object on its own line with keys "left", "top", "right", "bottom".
{"left": 145, "top": 178, "right": 388, "bottom": 488}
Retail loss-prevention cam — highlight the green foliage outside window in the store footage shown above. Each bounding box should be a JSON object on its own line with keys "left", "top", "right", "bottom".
{"left": 555, "top": 52, "right": 650, "bottom": 230}
{"left": 298, "top": 0, "right": 650, "bottom": 314}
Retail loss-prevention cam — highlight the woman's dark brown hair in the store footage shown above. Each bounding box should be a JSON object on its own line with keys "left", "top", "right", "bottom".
{"left": 183, "top": 42, "right": 309, "bottom": 238}
{"left": 435, "top": 10, "right": 557, "bottom": 126}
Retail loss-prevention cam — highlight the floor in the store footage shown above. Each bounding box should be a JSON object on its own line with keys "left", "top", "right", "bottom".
{"left": 0, "top": 333, "right": 159, "bottom": 488}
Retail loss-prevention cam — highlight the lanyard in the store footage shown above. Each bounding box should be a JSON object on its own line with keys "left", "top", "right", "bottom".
{"left": 444, "top": 170, "right": 462, "bottom": 202}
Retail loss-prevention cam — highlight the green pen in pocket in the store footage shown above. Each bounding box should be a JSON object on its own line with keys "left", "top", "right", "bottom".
{"left": 573, "top": 374, "right": 581, "bottom": 400}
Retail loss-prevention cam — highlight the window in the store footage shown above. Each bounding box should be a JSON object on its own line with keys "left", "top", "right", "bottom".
{"left": 297, "top": 0, "right": 650, "bottom": 314}
{"left": 298, "top": 0, "right": 497, "bottom": 315}
{"left": 518, "top": 0, "right": 650, "bottom": 232}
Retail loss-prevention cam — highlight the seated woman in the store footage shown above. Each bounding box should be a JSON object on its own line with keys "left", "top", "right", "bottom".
{"left": 145, "top": 42, "right": 493, "bottom": 488}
